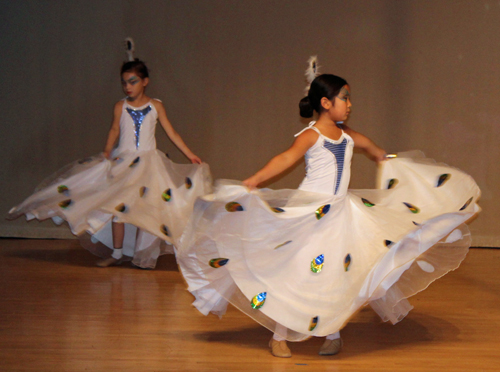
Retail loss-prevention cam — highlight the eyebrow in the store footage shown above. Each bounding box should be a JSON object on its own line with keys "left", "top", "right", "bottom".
{"left": 336, "top": 88, "right": 350, "bottom": 102}
{"left": 122, "top": 76, "right": 140, "bottom": 83}
{"left": 339, "top": 87, "right": 349, "bottom": 96}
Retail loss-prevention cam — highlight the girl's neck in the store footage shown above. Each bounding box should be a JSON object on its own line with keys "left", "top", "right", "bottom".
{"left": 314, "top": 115, "right": 343, "bottom": 140}
{"left": 126, "top": 93, "right": 151, "bottom": 107}
{"left": 315, "top": 115, "right": 339, "bottom": 128}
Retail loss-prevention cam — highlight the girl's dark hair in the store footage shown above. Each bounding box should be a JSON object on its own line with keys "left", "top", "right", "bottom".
{"left": 299, "top": 74, "right": 347, "bottom": 118}
{"left": 120, "top": 59, "right": 149, "bottom": 79}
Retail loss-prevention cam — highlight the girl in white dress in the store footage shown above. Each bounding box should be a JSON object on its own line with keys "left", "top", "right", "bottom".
{"left": 176, "top": 61, "right": 480, "bottom": 357}
{"left": 9, "top": 59, "right": 212, "bottom": 269}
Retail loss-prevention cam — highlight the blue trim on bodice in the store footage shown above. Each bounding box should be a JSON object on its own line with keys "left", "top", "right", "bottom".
{"left": 323, "top": 138, "right": 347, "bottom": 194}
{"left": 126, "top": 105, "right": 152, "bottom": 149}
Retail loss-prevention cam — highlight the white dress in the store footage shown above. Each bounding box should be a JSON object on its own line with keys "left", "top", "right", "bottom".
{"left": 9, "top": 99, "right": 212, "bottom": 268}
{"left": 176, "top": 121, "right": 480, "bottom": 341}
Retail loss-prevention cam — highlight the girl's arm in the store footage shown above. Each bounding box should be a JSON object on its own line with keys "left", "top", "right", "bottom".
{"left": 342, "top": 125, "right": 386, "bottom": 163}
{"left": 153, "top": 100, "right": 202, "bottom": 164}
{"left": 243, "top": 129, "right": 318, "bottom": 188}
{"left": 103, "top": 101, "right": 123, "bottom": 159}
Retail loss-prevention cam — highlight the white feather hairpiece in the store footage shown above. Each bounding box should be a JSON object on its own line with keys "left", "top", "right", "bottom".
{"left": 304, "top": 55, "right": 319, "bottom": 94}
{"left": 124, "top": 37, "right": 135, "bottom": 61}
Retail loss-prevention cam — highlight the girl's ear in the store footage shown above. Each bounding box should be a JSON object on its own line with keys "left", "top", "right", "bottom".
{"left": 320, "top": 97, "right": 332, "bottom": 110}
{"left": 142, "top": 77, "right": 150, "bottom": 87}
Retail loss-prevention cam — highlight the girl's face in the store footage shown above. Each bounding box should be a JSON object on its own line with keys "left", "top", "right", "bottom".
{"left": 121, "top": 71, "right": 148, "bottom": 100}
{"left": 321, "top": 85, "right": 352, "bottom": 122}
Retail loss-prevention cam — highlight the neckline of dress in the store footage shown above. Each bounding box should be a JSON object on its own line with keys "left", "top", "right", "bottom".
{"left": 124, "top": 99, "right": 152, "bottom": 110}
{"left": 309, "top": 121, "right": 345, "bottom": 143}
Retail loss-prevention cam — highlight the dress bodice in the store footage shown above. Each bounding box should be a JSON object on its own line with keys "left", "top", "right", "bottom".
{"left": 115, "top": 99, "right": 159, "bottom": 154}
{"left": 296, "top": 121, "right": 354, "bottom": 197}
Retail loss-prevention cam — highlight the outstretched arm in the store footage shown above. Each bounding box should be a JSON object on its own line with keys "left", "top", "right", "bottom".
{"left": 342, "top": 125, "right": 386, "bottom": 163}
{"left": 153, "top": 100, "right": 202, "bottom": 164}
{"left": 243, "top": 129, "right": 318, "bottom": 188}
{"left": 103, "top": 101, "right": 123, "bottom": 159}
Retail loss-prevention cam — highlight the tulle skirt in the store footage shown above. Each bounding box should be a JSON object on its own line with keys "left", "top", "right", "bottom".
{"left": 9, "top": 150, "right": 212, "bottom": 268}
{"left": 175, "top": 151, "right": 480, "bottom": 340}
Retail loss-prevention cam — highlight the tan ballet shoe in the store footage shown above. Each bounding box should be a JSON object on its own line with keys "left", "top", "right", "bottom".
{"left": 269, "top": 338, "right": 292, "bottom": 358}
{"left": 318, "top": 338, "right": 342, "bottom": 356}
{"left": 96, "top": 256, "right": 123, "bottom": 267}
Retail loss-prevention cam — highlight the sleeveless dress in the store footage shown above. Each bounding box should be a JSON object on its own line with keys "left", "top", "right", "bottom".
{"left": 175, "top": 121, "right": 480, "bottom": 341}
{"left": 8, "top": 99, "right": 212, "bottom": 268}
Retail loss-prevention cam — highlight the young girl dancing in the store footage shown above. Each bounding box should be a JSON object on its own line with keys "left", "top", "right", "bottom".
{"left": 9, "top": 58, "right": 211, "bottom": 269}
{"left": 175, "top": 57, "right": 480, "bottom": 357}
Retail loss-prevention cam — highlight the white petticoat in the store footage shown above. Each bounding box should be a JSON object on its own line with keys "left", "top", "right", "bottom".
{"left": 176, "top": 151, "right": 480, "bottom": 341}
{"left": 9, "top": 150, "right": 212, "bottom": 268}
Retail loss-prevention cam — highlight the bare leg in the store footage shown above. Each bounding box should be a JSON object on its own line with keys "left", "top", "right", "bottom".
{"left": 96, "top": 221, "right": 124, "bottom": 267}
{"left": 112, "top": 222, "right": 125, "bottom": 250}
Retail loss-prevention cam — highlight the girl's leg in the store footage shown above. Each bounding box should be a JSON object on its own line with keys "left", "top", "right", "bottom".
{"left": 111, "top": 222, "right": 125, "bottom": 259}
{"left": 319, "top": 331, "right": 342, "bottom": 356}
{"left": 273, "top": 323, "right": 288, "bottom": 341}
{"left": 326, "top": 331, "right": 340, "bottom": 340}
{"left": 97, "top": 221, "right": 125, "bottom": 267}
{"left": 269, "top": 323, "right": 291, "bottom": 358}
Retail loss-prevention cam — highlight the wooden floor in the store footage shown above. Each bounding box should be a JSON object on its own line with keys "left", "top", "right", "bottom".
{"left": 1, "top": 239, "right": 500, "bottom": 372}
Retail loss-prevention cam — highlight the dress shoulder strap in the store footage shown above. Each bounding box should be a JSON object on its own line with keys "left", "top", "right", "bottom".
{"left": 294, "top": 121, "right": 322, "bottom": 137}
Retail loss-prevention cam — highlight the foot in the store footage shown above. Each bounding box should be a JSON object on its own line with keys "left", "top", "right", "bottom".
{"left": 269, "top": 338, "right": 292, "bottom": 358}
{"left": 96, "top": 256, "right": 123, "bottom": 267}
{"left": 318, "top": 338, "right": 342, "bottom": 356}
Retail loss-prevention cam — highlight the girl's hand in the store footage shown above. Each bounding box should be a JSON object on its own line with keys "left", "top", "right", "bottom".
{"left": 243, "top": 176, "right": 260, "bottom": 190}
{"left": 372, "top": 147, "right": 388, "bottom": 164}
{"left": 189, "top": 154, "right": 202, "bottom": 164}
{"left": 103, "top": 150, "right": 111, "bottom": 159}
{"left": 364, "top": 147, "right": 387, "bottom": 164}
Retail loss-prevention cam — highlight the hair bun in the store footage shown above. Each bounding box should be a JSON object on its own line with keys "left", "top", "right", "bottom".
{"left": 299, "top": 96, "right": 314, "bottom": 118}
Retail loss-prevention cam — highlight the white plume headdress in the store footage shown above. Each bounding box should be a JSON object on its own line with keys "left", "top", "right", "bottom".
{"left": 304, "top": 55, "right": 320, "bottom": 94}
{"left": 124, "top": 37, "right": 135, "bottom": 61}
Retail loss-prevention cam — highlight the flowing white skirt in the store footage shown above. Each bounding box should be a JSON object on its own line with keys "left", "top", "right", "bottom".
{"left": 175, "top": 151, "right": 480, "bottom": 340}
{"left": 9, "top": 150, "right": 212, "bottom": 268}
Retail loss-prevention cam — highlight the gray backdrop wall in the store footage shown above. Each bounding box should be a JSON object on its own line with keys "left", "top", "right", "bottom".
{"left": 1, "top": 0, "right": 498, "bottom": 246}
